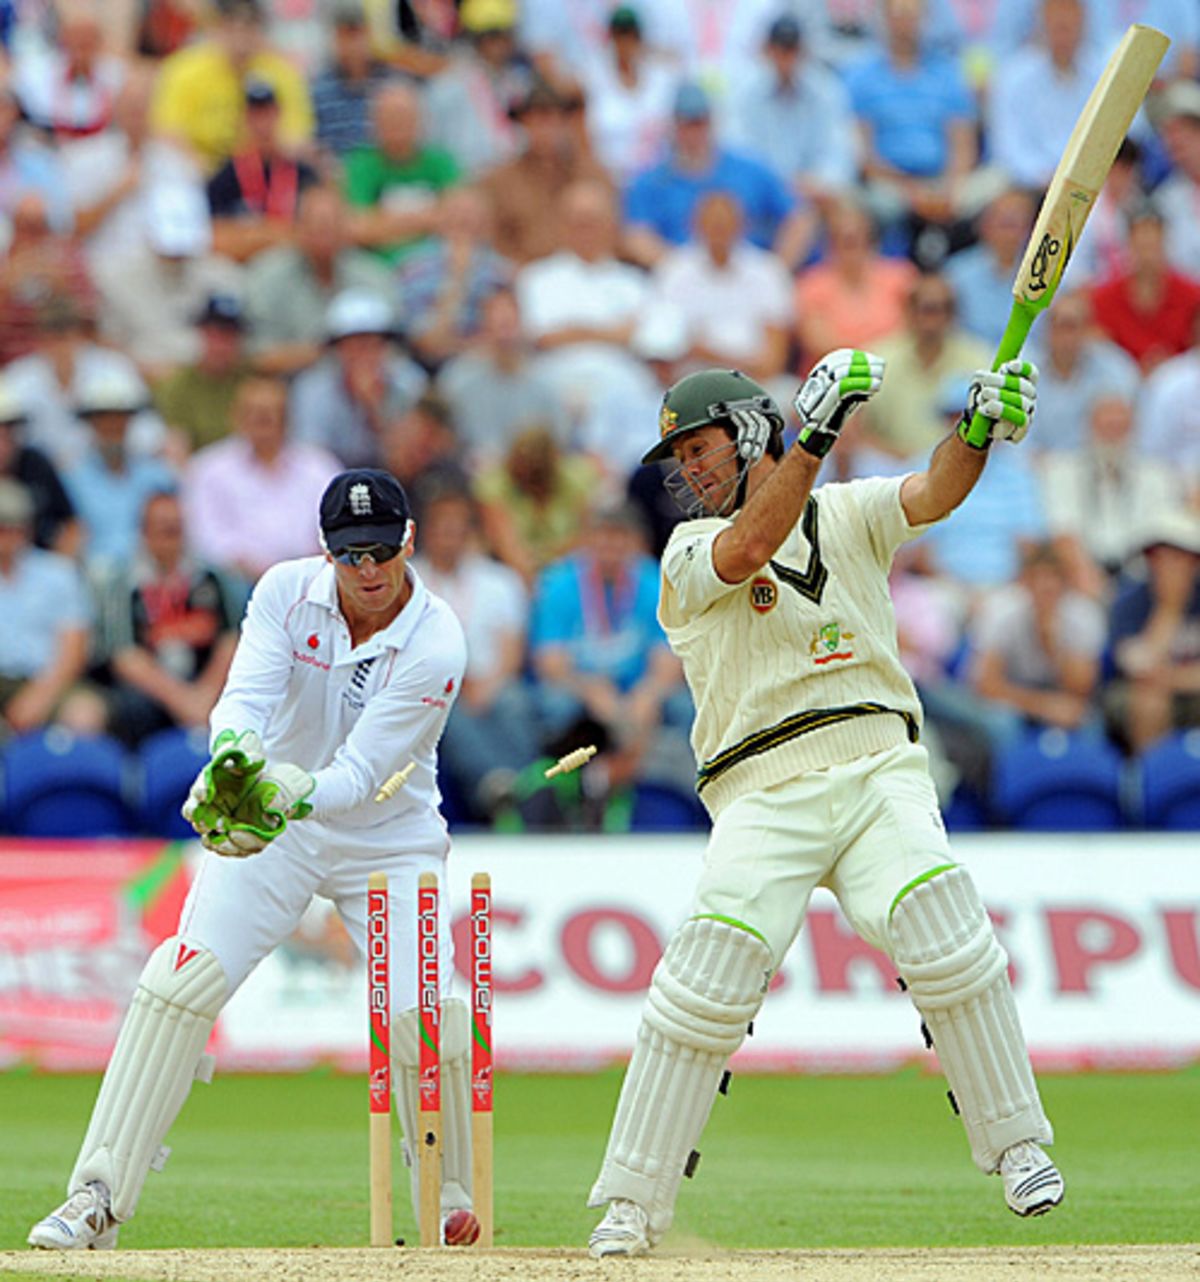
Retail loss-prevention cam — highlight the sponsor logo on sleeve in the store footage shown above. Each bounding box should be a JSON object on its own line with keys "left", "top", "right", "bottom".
{"left": 749, "top": 576, "right": 777, "bottom": 613}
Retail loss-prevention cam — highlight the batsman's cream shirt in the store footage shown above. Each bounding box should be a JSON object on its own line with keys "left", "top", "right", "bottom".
{"left": 661, "top": 475, "right": 938, "bottom": 817}
{"left": 210, "top": 556, "right": 466, "bottom": 834}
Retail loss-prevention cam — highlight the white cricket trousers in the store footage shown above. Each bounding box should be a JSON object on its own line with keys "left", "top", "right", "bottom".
{"left": 177, "top": 816, "right": 456, "bottom": 1009}
{"left": 694, "top": 741, "right": 955, "bottom": 965}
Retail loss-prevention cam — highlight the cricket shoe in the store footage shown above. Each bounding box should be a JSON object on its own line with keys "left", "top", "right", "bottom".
{"left": 28, "top": 1182, "right": 119, "bottom": 1250}
{"left": 588, "top": 1199, "right": 652, "bottom": 1258}
{"left": 1000, "top": 1140, "right": 1065, "bottom": 1217}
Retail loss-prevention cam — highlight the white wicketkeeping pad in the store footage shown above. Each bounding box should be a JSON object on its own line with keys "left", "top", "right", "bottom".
{"left": 70, "top": 937, "right": 227, "bottom": 1220}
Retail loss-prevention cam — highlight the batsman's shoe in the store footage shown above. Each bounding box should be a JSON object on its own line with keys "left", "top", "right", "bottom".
{"left": 28, "top": 1182, "right": 119, "bottom": 1250}
{"left": 588, "top": 1199, "right": 652, "bottom": 1258}
{"left": 1000, "top": 1140, "right": 1064, "bottom": 1217}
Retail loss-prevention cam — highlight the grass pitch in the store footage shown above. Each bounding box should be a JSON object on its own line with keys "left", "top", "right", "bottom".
{"left": 2, "top": 1067, "right": 1197, "bottom": 1253}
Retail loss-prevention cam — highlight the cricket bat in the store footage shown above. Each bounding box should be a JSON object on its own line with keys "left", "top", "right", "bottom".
{"left": 962, "top": 22, "right": 1170, "bottom": 446}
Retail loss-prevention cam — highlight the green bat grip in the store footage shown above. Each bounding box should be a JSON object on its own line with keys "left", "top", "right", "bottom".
{"left": 961, "top": 300, "right": 1039, "bottom": 448}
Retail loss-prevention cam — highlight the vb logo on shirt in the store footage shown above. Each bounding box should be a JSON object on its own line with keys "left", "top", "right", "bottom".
{"left": 749, "top": 576, "right": 777, "bottom": 613}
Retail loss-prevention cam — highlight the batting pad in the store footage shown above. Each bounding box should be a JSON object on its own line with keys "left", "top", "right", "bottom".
{"left": 888, "top": 865, "right": 1052, "bottom": 1172}
{"left": 393, "top": 998, "right": 472, "bottom": 1216}
{"left": 588, "top": 916, "right": 772, "bottom": 1239}
{"left": 70, "top": 937, "right": 227, "bottom": 1220}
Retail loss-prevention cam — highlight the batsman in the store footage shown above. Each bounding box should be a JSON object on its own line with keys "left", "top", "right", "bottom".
{"left": 28, "top": 469, "right": 481, "bottom": 1250}
{"left": 588, "top": 351, "right": 1064, "bottom": 1257}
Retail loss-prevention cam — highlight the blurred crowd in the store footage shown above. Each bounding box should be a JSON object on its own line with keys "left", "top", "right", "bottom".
{"left": 0, "top": 0, "right": 1199, "bottom": 830}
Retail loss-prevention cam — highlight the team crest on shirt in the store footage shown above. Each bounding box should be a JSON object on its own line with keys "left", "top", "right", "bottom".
{"left": 810, "top": 621, "right": 855, "bottom": 665}
{"left": 749, "top": 576, "right": 777, "bottom": 613}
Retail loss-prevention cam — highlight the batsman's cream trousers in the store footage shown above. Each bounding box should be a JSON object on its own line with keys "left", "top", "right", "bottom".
{"left": 177, "top": 816, "right": 456, "bottom": 1010}
{"left": 695, "top": 741, "right": 955, "bottom": 965}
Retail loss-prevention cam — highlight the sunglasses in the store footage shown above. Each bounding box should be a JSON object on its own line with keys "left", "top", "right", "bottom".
{"left": 333, "top": 542, "right": 404, "bottom": 567}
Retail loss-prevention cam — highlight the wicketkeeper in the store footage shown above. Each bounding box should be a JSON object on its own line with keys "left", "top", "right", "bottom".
{"left": 29, "top": 469, "right": 482, "bottom": 1249}
{"left": 588, "top": 352, "right": 1064, "bottom": 1257}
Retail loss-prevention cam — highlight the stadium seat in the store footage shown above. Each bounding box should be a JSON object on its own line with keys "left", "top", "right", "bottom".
{"left": 3, "top": 729, "right": 136, "bottom": 837}
{"left": 137, "top": 726, "right": 211, "bottom": 839}
{"left": 991, "top": 727, "right": 1126, "bottom": 831}
{"left": 1138, "top": 730, "right": 1200, "bottom": 830}
{"left": 629, "top": 781, "right": 707, "bottom": 832}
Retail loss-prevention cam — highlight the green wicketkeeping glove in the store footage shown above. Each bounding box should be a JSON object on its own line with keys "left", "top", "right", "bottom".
{"left": 181, "top": 729, "right": 266, "bottom": 836}
{"left": 223, "top": 762, "right": 316, "bottom": 842}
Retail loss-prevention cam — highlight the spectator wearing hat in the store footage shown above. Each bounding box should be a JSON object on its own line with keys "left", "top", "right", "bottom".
{"left": 11, "top": 1, "right": 125, "bottom": 140}
{"left": 62, "top": 365, "right": 178, "bottom": 570}
{"left": 152, "top": 294, "right": 253, "bottom": 456}
{"left": 93, "top": 183, "right": 244, "bottom": 378}
{"left": 436, "top": 285, "right": 568, "bottom": 470}
{"left": 1090, "top": 201, "right": 1200, "bottom": 375}
{"left": 0, "top": 377, "right": 79, "bottom": 555}
{"left": 395, "top": 184, "right": 512, "bottom": 370}
{"left": 0, "top": 192, "right": 97, "bottom": 366}
{"left": 62, "top": 64, "right": 203, "bottom": 270}
{"left": 1106, "top": 508, "right": 1200, "bottom": 751}
{"left": 343, "top": 81, "right": 461, "bottom": 263}
{"left": 726, "top": 12, "right": 858, "bottom": 210}
{"left": 423, "top": 0, "right": 531, "bottom": 177}
{"left": 650, "top": 189, "right": 791, "bottom": 385}
{"left": 477, "top": 74, "right": 614, "bottom": 264}
{"left": 623, "top": 79, "right": 813, "bottom": 271}
{"left": 1024, "top": 289, "right": 1140, "bottom": 454}
{"left": 0, "top": 477, "right": 93, "bottom": 737}
{"left": 206, "top": 79, "right": 321, "bottom": 264}
{"left": 311, "top": 1, "right": 397, "bottom": 158}
{"left": 1153, "top": 81, "right": 1200, "bottom": 280}
{"left": 243, "top": 185, "right": 394, "bottom": 374}
{"left": 150, "top": 0, "right": 314, "bottom": 172}
{"left": 93, "top": 489, "right": 238, "bottom": 746}
{"left": 576, "top": 5, "right": 678, "bottom": 185}
{"left": 183, "top": 375, "right": 340, "bottom": 585}
{"left": 3, "top": 293, "right": 164, "bottom": 473}
{"left": 793, "top": 197, "right": 916, "bottom": 370}
{"left": 290, "top": 289, "right": 427, "bottom": 469}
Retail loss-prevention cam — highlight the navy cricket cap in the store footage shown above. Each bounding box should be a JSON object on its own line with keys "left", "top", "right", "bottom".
{"left": 320, "top": 469, "right": 413, "bottom": 554}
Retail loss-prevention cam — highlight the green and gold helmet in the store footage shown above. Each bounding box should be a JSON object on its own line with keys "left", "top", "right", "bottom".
{"left": 642, "top": 368, "right": 784, "bottom": 465}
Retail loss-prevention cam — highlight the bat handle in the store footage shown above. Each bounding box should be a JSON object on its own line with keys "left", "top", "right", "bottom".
{"left": 961, "top": 301, "right": 1038, "bottom": 448}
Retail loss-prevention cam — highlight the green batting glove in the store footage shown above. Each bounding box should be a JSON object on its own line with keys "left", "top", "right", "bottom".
{"left": 793, "top": 348, "right": 886, "bottom": 458}
{"left": 956, "top": 360, "right": 1039, "bottom": 449}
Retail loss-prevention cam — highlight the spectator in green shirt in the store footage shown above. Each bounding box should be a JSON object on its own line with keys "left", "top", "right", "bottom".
{"left": 153, "top": 294, "right": 252, "bottom": 457}
{"left": 343, "top": 81, "right": 461, "bottom": 264}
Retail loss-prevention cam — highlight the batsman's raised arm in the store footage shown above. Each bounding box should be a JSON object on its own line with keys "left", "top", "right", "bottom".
{"left": 901, "top": 359, "right": 1039, "bottom": 526}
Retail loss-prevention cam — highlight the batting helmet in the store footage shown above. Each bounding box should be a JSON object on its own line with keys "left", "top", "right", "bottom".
{"left": 642, "top": 368, "right": 784, "bottom": 465}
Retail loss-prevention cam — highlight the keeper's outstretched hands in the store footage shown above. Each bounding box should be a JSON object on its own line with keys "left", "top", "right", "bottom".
{"left": 793, "top": 348, "right": 886, "bottom": 459}
{"left": 957, "top": 360, "right": 1038, "bottom": 448}
{"left": 182, "top": 728, "right": 265, "bottom": 839}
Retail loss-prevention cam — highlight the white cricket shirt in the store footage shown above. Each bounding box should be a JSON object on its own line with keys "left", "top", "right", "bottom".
{"left": 210, "top": 556, "right": 466, "bottom": 834}
{"left": 660, "top": 474, "right": 939, "bottom": 816}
